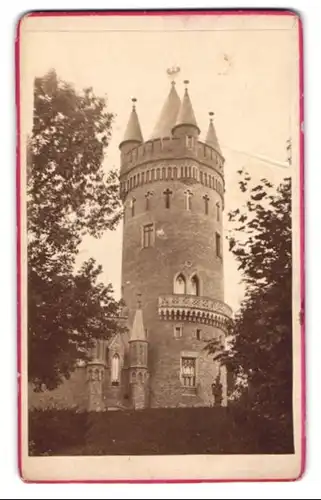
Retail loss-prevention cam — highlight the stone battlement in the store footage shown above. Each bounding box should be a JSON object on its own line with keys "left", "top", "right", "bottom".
{"left": 120, "top": 136, "right": 224, "bottom": 176}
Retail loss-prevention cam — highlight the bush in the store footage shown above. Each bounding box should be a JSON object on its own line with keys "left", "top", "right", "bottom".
{"left": 28, "top": 406, "right": 294, "bottom": 456}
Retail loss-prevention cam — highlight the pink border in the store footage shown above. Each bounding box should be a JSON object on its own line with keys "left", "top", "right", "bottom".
{"left": 16, "top": 9, "right": 305, "bottom": 484}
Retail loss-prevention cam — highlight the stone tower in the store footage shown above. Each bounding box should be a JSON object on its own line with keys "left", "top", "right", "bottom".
{"left": 119, "top": 77, "right": 232, "bottom": 409}
{"left": 129, "top": 297, "right": 149, "bottom": 409}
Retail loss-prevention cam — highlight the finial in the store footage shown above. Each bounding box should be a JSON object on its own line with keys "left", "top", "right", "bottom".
{"left": 137, "top": 292, "right": 142, "bottom": 309}
{"left": 131, "top": 97, "right": 137, "bottom": 109}
{"left": 209, "top": 111, "right": 214, "bottom": 122}
{"left": 167, "top": 65, "right": 181, "bottom": 85}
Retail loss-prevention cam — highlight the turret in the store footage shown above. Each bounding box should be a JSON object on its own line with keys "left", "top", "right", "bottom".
{"left": 205, "top": 111, "right": 222, "bottom": 156}
{"left": 172, "top": 80, "right": 200, "bottom": 138}
{"left": 119, "top": 98, "right": 144, "bottom": 156}
{"left": 87, "top": 347, "right": 105, "bottom": 412}
{"left": 150, "top": 81, "right": 181, "bottom": 140}
{"left": 129, "top": 296, "right": 149, "bottom": 409}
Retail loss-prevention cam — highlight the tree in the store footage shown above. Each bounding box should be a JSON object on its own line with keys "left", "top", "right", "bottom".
{"left": 207, "top": 171, "right": 292, "bottom": 424}
{"left": 28, "top": 70, "right": 124, "bottom": 391}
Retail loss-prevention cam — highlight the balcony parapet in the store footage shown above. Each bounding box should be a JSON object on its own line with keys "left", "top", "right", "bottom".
{"left": 158, "top": 294, "right": 232, "bottom": 331}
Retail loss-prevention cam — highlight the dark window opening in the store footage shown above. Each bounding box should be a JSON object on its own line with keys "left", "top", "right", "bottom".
{"left": 163, "top": 188, "right": 173, "bottom": 209}
{"left": 143, "top": 223, "right": 154, "bottom": 248}
{"left": 203, "top": 194, "right": 210, "bottom": 215}
{"left": 216, "top": 232, "right": 221, "bottom": 258}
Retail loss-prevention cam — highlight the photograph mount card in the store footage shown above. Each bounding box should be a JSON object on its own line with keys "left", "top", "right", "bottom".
{"left": 16, "top": 9, "right": 305, "bottom": 482}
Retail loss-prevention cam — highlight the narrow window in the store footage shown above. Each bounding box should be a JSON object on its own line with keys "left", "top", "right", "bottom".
{"left": 111, "top": 354, "right": 120, "bottom": 386}
{"left": 196, "top": 329, "right": 201, "bottom": 341}
{"left": 204, "top": 173, "right": 208, "bottom": 186}
{"left": 200, "top": 171, "right": 203, "bottom": 184}
{"left": 131, "top": 197, "right": 136, "bottom": 217}
{"left": 190, "top": 275, "right": 200, "bottom": 296}
{"left": 143, "top": 223, "right": 154, "bottom": 248}
{"left": 163, "top": 188, "right": 173, "bottom": 209}
{"left": 173, "top": 167, "right": 178, "bottom": 179}
{"left": 156, "top": 168, "right": 160, "bottom": 180}
{"left": 184, "top": 190, "right": 193, "bottom": 211}
{"left": 145, "top": 191, "right": 153, "bottom": 211}
{"left": 174, "top": 325, "right": 183, "bottom": 338}
{"left": 216, "top": 232, "right": 221, "bottom": 258}
{"left": 141, "top": 171, "right": 145, "bottom": 184}
{"left": 174, "top": 273, "right": 186, "bottom": 294}
{"left": 216, "top": 202, "right": 220, "bottom": 222}
{"left": 203, "top": 194, "right": 210, "bottom": 215}
{"left": 181, "top": 357, "right": 196, "bottom": 387}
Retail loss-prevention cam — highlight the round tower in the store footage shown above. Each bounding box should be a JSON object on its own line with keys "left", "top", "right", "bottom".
{"left": 119, "top": 77, "right": 231, "bottom": 409}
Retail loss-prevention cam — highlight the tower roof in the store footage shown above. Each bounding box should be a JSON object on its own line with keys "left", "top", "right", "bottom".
{"left": 173, "top": 81, "right": 200, "bottom": 134}
{"left": 205, "top": 112, "right": 222, "bottom": 155}
{"left": 130, "top": 297, "right": 147, "bottom": 342}
{"left": 150, "top": 82, "right": 181, "bottom": 139}
{"left": 119, "top": 98, "right": 143, "bottom": 148}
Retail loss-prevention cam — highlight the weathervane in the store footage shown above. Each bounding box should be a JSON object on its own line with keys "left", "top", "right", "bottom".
{"left": 166, "top": 65, "right": 181, "bottom": 84}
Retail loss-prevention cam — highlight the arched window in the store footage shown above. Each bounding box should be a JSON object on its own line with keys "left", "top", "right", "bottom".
{"left": 190, "top": 275, "right": 200, "bottom": 296}
{"left": 111, "top": 354, "right": 120, "bottom": 386}
{"left": 174, "top": 273, "right": 186, "bottom": 294}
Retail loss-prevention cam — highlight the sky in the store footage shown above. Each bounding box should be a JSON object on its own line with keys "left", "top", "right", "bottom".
{"left": 20, "top": 14, "right": 297, "bottom": 312}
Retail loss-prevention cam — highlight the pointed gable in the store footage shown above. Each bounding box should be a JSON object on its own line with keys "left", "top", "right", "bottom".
{"left": 150, "top": 82, "right": 181, "bottom": 139}
{"left": 119, "top": 98, "right": 143, "bottom": 148}
{"left": 205, "top": 112, "right": 222, "bottom": 155}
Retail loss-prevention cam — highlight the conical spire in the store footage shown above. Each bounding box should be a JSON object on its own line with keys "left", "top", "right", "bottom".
{"left": 205, "top": 112, "right": 222, "bottom": 155}
{"left": 130, "top": 294, "right": 147, "bottom": 342}
{"left": 150, "top": 82, "right": 181, "bottom": 139}
{"left": 173, "top": 80, "right": 200, "bottom": 135}
{"left": 119, "top": 98, "right": 143, "bottom": 149}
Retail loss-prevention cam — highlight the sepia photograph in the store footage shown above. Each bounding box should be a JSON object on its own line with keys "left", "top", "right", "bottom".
{"left": 17, "top": 10, "right": 304, "bottom": 482}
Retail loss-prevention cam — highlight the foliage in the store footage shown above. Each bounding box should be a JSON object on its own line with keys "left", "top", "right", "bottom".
{"left": 207, "top": 171, "right": 292, "bottom": 423}
{"left": 28, "top": 70, "right": 124, "bottom": 391}
{"left": 28, "top": 407, "right": 294, "bottom": 456}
